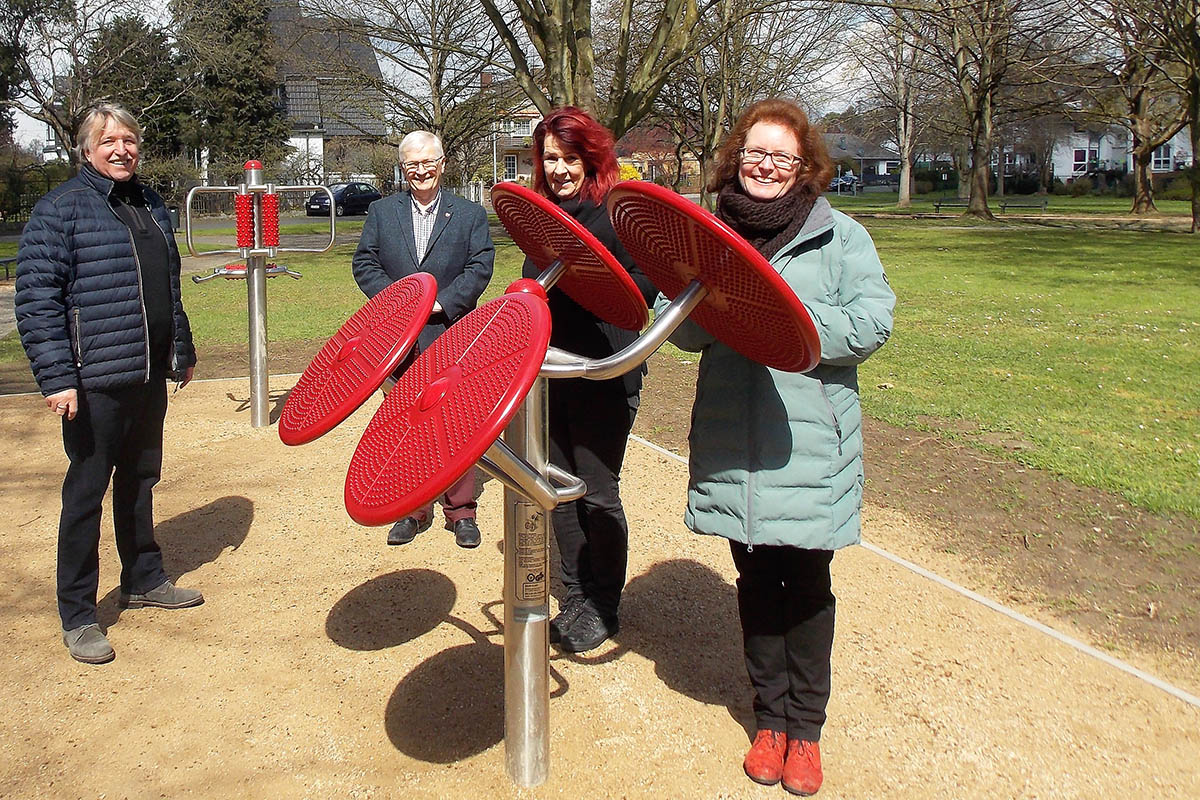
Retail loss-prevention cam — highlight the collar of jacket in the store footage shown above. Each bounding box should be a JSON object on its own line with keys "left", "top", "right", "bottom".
{"left": 78, "top": 163, "right": 144, "bottom": 200}
{"left": 771, "top": 195, "right": 835, "bottom": 259}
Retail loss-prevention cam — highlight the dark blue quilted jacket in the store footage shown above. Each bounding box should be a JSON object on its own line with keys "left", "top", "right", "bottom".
{"left": 15, "top": 167, "right": 196, "bottom": 396}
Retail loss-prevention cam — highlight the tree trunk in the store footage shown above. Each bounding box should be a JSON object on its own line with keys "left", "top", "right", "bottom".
{"left": 1188, "top": 75, "right": 1200, "bottom": 234}
{"left": 1129, "top": 141, "right": 1158, "bottom": 214}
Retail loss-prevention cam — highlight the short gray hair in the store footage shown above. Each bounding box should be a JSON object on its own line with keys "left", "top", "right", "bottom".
{"left": 398, "top": 130, "right": 444, "bottom": 161}
{"left": 77, "top": 104, "right": 142, "bottom": 158}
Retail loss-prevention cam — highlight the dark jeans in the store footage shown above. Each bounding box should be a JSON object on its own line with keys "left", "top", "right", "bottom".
{"left": 57, "top": 376, "right": 170, "bottom": 629}
{"left": 548, "top": 378, "right": 636, "bottom": 621}
{"left": 730, "top": 541, "right": 836, "bottom": 742}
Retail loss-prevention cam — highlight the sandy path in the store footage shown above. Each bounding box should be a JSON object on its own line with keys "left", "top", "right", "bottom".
{"left": 1, "top": 376, "right": 1197, "bottom": 798}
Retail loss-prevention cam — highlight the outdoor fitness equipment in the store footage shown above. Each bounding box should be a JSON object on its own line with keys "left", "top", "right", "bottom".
{"left": 277, "top": 180, "right": 821, "bottom": 788}
{"left": 184, "top": 160, "right": 336, "bottom": 427}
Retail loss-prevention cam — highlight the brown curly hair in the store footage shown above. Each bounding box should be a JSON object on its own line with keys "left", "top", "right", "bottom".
{"left": 706, "top": 99, "right": 833, "bottom": 197}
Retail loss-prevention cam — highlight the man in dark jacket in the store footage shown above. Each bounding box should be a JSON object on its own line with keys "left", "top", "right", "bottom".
{"left": 352, "top": 130, "right": 494, "bottom": 549}
{"left": 15, "top": 104, "right": 202, "bottom": 665}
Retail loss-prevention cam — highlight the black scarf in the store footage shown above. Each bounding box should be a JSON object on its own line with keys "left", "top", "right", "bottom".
{"left": 715, "top": 182, "right": 817, "bottom": 260}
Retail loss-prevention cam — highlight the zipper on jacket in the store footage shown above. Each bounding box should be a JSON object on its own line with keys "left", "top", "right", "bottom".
{"left": 745, "top": 366, "right": 755, "bottom": 552}
{"left": 819, "top": 382, "right": 844, "bottom": 456}
{"left": 102, "top": 194, "right": 153, "bottom": 383}
{"left": 72, "top": 307, "right": 83, "bottom": 368}
{"left": 149, "top": 208, "right": 181, "bottom": 374}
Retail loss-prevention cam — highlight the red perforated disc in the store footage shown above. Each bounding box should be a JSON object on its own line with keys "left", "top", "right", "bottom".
{"left": 279, "top": 274, "right": 437, "bottom": 445}
{"left": 491, "top": 182, "right": 647, "bottom": 331}
{"left": 344, "top": 292, "right": 551, "bottom": 526}
{"left": 607, "top": 181, "right": 820, "bottom": 373}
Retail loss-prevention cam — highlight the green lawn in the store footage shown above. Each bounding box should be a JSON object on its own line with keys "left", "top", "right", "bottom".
{"left": 830, "top": 191, "right": 1192, "bottom": 218}
{"left": 855, "top": 218, "right": 1199, "bottom": 518}
{"left": 5, "top": 218, "right": 1198, "bottom": 519}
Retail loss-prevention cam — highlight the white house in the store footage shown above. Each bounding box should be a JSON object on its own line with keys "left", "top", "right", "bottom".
{"left": 1051, "top": 126, "right": 1193, "bottom": 181}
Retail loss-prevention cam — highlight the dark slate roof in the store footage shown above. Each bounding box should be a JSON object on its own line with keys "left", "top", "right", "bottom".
{"left": 822, "top": 132, "right": 899, "bottom": 160}
{"left": 269, "top": 0, "right": 388, "bottom": 138}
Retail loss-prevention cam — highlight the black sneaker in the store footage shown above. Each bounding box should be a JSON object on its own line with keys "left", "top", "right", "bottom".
{"left": 559, "top": 607, "right": 618, "bottom": 653}
{"left": 549, "top": 595, "right": 586, "bottom": 644}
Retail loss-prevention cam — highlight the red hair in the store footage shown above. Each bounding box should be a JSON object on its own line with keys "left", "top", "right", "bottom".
{"left": 531, "top": 106, "right": 619, "bottom": 206}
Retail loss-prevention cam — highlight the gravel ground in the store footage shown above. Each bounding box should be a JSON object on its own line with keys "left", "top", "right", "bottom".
{"left": 1, "top": 376, "right": 1197, "bottom": 798}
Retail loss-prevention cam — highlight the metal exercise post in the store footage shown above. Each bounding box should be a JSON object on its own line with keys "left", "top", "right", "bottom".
{"left": 279, "top": 179, "right": 822, "bottom": 790}
{"left": 184, "top": 160, "right": 335, "bottom": 427}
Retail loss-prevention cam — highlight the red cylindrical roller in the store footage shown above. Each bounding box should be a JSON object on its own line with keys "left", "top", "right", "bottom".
{"left": 261, "top": 193, "right": 279, "bottom": 247}
{"left": 235, "top": 193, "right": 254, "bottom": 248}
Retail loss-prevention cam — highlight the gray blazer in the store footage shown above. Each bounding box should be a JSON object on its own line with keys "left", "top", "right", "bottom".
{"left": 352, "top": 189, "right": 495, "bottom": 351}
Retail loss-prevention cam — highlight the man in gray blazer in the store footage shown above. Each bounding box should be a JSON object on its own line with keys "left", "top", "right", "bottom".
{"left": 352, "top": 131, "right": 494, "bottom": 548}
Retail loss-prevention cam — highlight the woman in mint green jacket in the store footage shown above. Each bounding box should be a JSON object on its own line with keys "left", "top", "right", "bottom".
{"left": 657, "top": 99, "right": 894, "bottom": 796}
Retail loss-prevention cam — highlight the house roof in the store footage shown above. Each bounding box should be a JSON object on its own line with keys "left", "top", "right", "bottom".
{"left": 822, "top": 132, "right": 898, "bottom": 161}
{"left": 269, "top": 0, "right": 388, "bottom": 138}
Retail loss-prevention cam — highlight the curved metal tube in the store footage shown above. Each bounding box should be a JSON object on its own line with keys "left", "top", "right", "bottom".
{"left": 546, "top": 463, "right": 586, "bottom": 503}
{"left": 479, "top": 444, "right": 587, "bottom": 510}
{"left": 534, "top": 259, "right": 566, "bottom": 290}
{"left": 480, "top": 439, "right": 557, "bottom": 510}
{"left": 184, "top": 184, "right": 240, "bottom": 258}
{"left": 275, "top": 184, "right": 336, "bottom": 252}
{"left": 538, "top": 279, "right": 708, "bottom": 380}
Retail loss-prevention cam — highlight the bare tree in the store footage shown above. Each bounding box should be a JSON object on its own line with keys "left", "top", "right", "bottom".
{"left": 1127, "top": 0, "right": 1199, "bottom": 231}
{"left": 897, "top": 0, "right": 1079, "bottom": 218}
{"left": 478, "top": 0, "right": 714, "bottom": 138}
{"left": 302, "top": 0, "right": 527, "bottom": 182}
{"left": 1075, "top": 3, "right": 1186, "bottom": 213}
{"left": 2, "top": 0, "right": 175, "bottom": 168}
{"left": 650, "top": 0, "right": 848, "bottom": 203}
{"left": 847, "top": 4, "right": 940, "bottom": 207}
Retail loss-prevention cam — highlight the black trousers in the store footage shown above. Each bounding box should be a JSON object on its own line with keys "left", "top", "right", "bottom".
{"left": 57, "top": 376, "right": 170, "bottom": 629}
{"left": 730, "top": 541, "right": 836, "bottom": 742}
{"left": 548, "top": 378, "right": 636, "bottom": 621}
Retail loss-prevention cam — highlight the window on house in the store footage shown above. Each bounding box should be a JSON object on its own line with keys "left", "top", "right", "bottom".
{"left": 504, "top": 154, "right": 517, "bottom": 181}
{"left": 1073, "top": 148, "right": 1098, "bottom": 173}
{"left": 1152, "top": 144, "right": 1172, "bottom": 171}
{"left": 513, "top": 119, "right": 532, "bottom": 136}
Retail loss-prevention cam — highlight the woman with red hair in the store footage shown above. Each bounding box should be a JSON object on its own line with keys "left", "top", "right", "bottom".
{"left": 524, "top": 106, "right": 656, "bottom": 653}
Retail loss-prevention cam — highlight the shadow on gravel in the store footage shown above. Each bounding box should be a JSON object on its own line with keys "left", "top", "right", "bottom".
{"left": 617, "top": 558, "right": 755, "bottom": 737}
{"left": 326, "top": 569, "right": 456, "bottom": 651}
{"left": 98, "top": 495, "right": 253, "bottom": 626}
{"left": 384, "top": 639, "right": 504, "bottom": 761}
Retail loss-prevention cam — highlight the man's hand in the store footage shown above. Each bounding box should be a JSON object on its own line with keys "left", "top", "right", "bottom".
{"left": 179, "top": 365, "right": 195, "bottom": 388}
{"left": 46, "top": 388, "right": 78, "bottom": 420}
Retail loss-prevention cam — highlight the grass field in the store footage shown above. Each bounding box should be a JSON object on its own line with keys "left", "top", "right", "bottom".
{"left": 4, "top": 216, "right": 1197, "bottom": 519}
{"left": 854, "top": 218, "right": 1198, "bottom": 518}
{"left": 829, "top": 191, "right": 1193, "bottom": 217}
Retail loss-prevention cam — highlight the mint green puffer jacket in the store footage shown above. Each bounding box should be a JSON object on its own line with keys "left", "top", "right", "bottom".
{"left": 656, "top": 198, "right": 895, "bottom": 550}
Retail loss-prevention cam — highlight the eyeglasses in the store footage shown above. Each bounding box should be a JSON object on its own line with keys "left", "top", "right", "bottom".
{"left": 738, "top": 148, "right": 805, "bottom": 171}
{"left": 402, "top": 156, "right": 444, "bottom": 171}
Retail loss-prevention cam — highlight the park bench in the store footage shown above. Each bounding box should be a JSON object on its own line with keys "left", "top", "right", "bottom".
{"left": 999, "top": 198, "right": 1049, "bottom": 213}
{"left": 932, "top": 199, "right": 970, "bottom": 212}
{"left": 1, "top": 256, "right": 15, "bottom": 281}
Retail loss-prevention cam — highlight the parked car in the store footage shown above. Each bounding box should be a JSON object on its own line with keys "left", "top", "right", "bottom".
{"left": 827, "top": 175, "right": 858, "bottom": 193}
{"left": 306, "top": 182, "right": 382, "bottom": 216}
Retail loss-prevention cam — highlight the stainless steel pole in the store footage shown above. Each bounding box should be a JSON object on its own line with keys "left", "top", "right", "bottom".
{"left": 502, "top": 376, "right": 549, "bottom": 786}
{"left": 244, "top": 161, "right": 269, "bottom": 427}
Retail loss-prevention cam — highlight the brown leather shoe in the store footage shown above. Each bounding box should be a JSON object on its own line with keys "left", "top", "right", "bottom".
{"left": 782, "top": 738, "right": 823, "bottom": 796}
{"left": 743, "top": 729, "right": 787, "bottom": 786}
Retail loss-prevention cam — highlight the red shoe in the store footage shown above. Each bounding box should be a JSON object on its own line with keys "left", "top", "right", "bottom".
{"left": 782, "top": 739, "right": 823, "bottom": 796}
{"left": 743, "top": 729, "right": 787, "bottom": 786}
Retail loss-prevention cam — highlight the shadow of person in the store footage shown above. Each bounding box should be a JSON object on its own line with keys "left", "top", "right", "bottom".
{"left": 615, "top": 558, "right": 755, "bottom": 737}
{"left": 384, "top": 638, "right": 504, "bottom": 762}
{"left": 97, "top": 495, "right": 253, "bottom": 626}
{"left": 326, "top": 569, "right": 456, "bottom": 651}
